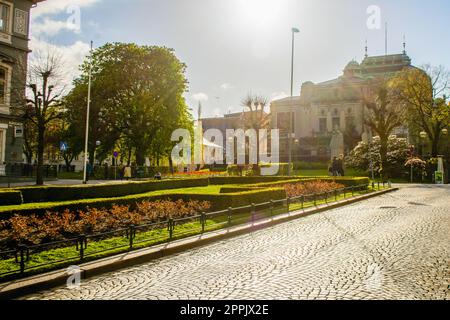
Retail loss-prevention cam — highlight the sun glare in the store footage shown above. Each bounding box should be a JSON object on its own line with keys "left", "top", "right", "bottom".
{"left": 238, "top": 0, "right": 282, "bottom": 27}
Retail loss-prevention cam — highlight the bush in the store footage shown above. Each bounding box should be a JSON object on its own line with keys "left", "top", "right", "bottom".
{"left": 0, "top": 191, "right": 23, "bottom": 206}
{"left": 15, "top": 178, "right": 209, "bottom": 203}
{"left": 210, "top": 176, "right": 301, "bottom": 185}
{"left": 345, "top": 136, "right": 409, "bottom": 178}
{"left": 281, "top": 181, "right": 345, "bottom": 197}
{"left": 227, "top": 163, "right": 293, "bottom": 176}
{"left": 0, "top": 187, "right": 288, "bottom": 217}
{"left": 0, "top": 200, "right": 211, "bottom": 249}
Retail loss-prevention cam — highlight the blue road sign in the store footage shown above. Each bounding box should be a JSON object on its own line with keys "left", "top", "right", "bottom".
{"left": 60, "top": 141, "right": 68, "bottom": 152}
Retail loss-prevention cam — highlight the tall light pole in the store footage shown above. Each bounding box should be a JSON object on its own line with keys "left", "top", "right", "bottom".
{"left": 83, "top": 41, "right": 93, "bottom": 184}
{"left": 288, "top": 27, "right": 300, "bottom": 176}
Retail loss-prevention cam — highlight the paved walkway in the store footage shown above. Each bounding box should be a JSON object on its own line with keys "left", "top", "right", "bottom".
{"left": 24, "top": 185, "right": 450, "bottom": 300}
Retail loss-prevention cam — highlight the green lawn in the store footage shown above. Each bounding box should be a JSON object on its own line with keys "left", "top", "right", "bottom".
{"left": 0, "top": 185, "right": 382, "bottom": 281}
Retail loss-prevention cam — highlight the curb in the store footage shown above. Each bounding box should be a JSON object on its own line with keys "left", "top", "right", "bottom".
{"left": 0, "top": 187, "right": 398, "bottom": 299}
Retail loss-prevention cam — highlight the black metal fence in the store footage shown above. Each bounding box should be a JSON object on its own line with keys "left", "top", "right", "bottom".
{"left": 0, "top": 183, "right": 388, "bottom": 281}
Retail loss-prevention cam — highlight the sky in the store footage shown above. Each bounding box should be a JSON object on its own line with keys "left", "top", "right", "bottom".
{"left": 30, "top": 0, "right": 450, "bottom": 119}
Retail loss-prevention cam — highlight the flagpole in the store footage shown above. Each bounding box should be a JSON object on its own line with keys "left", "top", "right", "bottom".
{"left": 83, "top": 41, "right": 93, "bottom": 184}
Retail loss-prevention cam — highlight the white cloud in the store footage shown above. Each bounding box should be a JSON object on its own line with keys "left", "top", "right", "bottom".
{"left": 270, "top": 91, "right": 288, "bottom": 101}
{"left": 192, "top": 92, "right": 209, "bottom": 102}
{"left": 32, "top": 0, "right": 100, "bottom": 19}
{"left": 32, "top": 18, "right": 78, "bottom": 37}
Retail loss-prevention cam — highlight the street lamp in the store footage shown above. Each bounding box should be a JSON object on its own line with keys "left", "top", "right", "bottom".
{"left": 288, "top": 27, "right": 300, "bottom": 176}
{"left": 83, "top": 41, "right": 94, "bottom": 184}
{"left": 419, "top": 131, "right": 427, "bottom": 158}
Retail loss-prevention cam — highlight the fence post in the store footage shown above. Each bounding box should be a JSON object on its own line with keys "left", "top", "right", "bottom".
{"left": 313, "top": 193, "right": 317, "bottom": 206}
{"left": 351, "top": 185, "right": 354, "bottom": 196}
{"left": 286, "top": 197, "right": 290, "bottom": 212}
{"left": 372, "top": 181, "right": 375, "bottom": 190}
{"left": 334, "top": 189, "right": 337, "bottom": 202}
{"left": 301, "top": 195, "right": 304, "bottom": 210}
{"left": 201, "top": 212, "right": 206, "bottom": 233}
{"left": 129, "top": 225, "right": 135, "bottom": 250}
{"left": 18, "top": 245, "right": 26, "bottom": 274}
{"left": 228, "top": 207, "right": 232, "bottom": 226}
{"left": 377, "top": 182, "right": 380, "bottom": 190}
{"left": 168, "top": 218, "right": 174, "bottom": 240}
{"left": 325, "top": 192, "right": 328, "bottom": 204}
{"left": 251, "top": 203, "right": 256, "bottom": 222}
{"left": 270, "top": 200, "right": 274, "bottom": 217}
{"left": 78, "top": 234, "right": 86, "bottom": 261}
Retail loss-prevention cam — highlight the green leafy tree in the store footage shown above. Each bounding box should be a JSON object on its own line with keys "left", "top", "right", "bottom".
{"left": 67, "top": 43, "right": 189, "bottom": 167}
{"left": 391, "top": 65, "right": 450, "bottom": 156}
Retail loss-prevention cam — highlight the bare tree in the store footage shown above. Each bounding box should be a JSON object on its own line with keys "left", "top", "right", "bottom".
{"left": 391, "top": 65, "right": 450, "bottom": 156}
{"left": 26, "top": 49, "right": 66, "bottom": 185}
{"left": 241, "top": 94, "right": 270, "bottom": 170}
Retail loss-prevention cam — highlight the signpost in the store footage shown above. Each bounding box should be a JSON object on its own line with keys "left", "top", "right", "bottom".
{"left": 113, "top": 151, "right": 119, "bottom": 180}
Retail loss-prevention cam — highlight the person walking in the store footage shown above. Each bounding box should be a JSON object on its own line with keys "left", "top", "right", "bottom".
{"left": 331, "top": 157, "right": 338, "bottom": 177}
{"left": 86, "top": 162, "right": 93, "bottom": 181}
{"left": 337, "top": 154, "right": 345, "bottom": 176}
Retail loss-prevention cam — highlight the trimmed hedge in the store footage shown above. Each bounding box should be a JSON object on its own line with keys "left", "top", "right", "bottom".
{"left": 0, "top": 188, "right": 287, "bottom": 218}
{"left": 209, "top": 176, "right": 307, "bottom": 185}
{"left": 15, "top": 178, "right": 209, "bottom": 203}
{"left": 0, "top": 190, "right": 23, "bottom": 206}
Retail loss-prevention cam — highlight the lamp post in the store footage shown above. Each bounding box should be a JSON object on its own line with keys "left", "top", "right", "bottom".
{"left": 288, "top": 27, "right": 300, "bottom": 176}
{"left": 442, "top": 128, "right": 449, "bottom": 183}
{"left": 420, "top": 131, "right": 427, "bottom": 158}
{"left": 83, "top": 41, "right": 94, "bottom": 184}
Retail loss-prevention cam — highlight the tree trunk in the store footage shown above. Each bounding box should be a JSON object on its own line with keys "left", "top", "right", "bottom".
{"left": 379, "top": 136, "right": 389, "bottom": 180}
{"left": 36, "top": 125, "right": 45, "bottom": 185}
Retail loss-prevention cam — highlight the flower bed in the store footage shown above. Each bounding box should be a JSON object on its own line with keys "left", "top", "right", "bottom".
{"left": 0, "top": 199, "right": 211, "bottom": 251}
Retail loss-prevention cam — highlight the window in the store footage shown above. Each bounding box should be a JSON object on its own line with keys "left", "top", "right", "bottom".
{"left": 0, "top": 67, "right": 6, "bottom": 104}
{"left": 319, "top": 118, "right": 327, "bottom": 133}
{"left": 0, "top": 3, "right": 10, "bottom": 33}
{"left": 277, "top": 112, "right": 295, "bottom": 133}
{"left": 332, "top": 117, "right": 341, "bottom": 130}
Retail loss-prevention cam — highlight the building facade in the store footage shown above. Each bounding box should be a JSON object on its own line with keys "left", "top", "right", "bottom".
{"left": 0, "top": 0, "right": 43, "bottom": 173}
{"left": 270, "top": 52, "right": 414, "bottom": 161}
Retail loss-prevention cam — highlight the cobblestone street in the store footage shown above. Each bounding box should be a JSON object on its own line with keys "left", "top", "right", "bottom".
{"left": 25, "top": 185, "right": 450, "bottom": 300}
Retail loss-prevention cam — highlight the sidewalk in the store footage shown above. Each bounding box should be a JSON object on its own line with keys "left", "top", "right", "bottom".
{"left": 0, "top": 179, "right": 135, "bottom": 188}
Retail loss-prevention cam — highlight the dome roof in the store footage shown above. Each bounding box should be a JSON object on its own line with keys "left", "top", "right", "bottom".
{"left": 345, "top": 60, "right": 360, "bottom": 70}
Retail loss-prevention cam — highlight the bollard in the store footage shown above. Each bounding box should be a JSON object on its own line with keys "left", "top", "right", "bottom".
{"left": 227, "top": 207, "right": 232, "bottom": 226}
